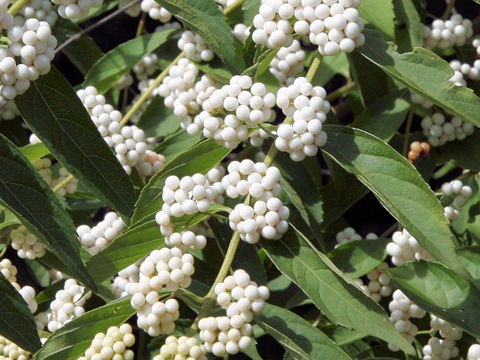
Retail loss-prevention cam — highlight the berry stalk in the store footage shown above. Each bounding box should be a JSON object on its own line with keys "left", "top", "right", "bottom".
{"left": 7, "top": 0, "right": 29, "bottom": 15}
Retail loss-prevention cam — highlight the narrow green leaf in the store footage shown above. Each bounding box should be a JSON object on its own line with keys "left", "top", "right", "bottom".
{"left": 256, "top": 303, "right": 352, "bottom": 360}
{"left": 0, "top": 135, "right": 95, "bottom": 289}
{"left": 86, "top": 220, "right": 164, "bottom": 283}
{"left": 19, "top": 143, "right": 50, "bottom": 161}
{"left": 0, "top": 273, "right": 41, "bottom": 353}
{"left": 156, "top": 0, "right": 245, "bottom": 71}
{"left": 84, "top": 29, "right": 177, "bottom": 93}
{"left": 328, "top": 238, "right": 389, "bottom": 279}
{"left": 132, "top": 139, "right": 231, "bottom": 224}
{"left": 322, "top": 125, "right": 468, "bottom": 277}
{"left": 15, "top": 66, "right": 137, "bottom": 218}
{"left": 351, "top": 90, "right": 410, "bottom": 141}
{"left": 36, "top": 297, "right": 135, "bottom": 360}
{"left": 137, "top": 96, "right": 180, "bottom": 138}
{"left": 261, "top": 230, "right": 415, "bottom": 354}
{"left": 358, "top": 28, "right": 480, "bottom": 127}
{"left": 389, "top": 261, "right": 480, "bottom": 338}
{"left": 53, "top": 18, "right": 103, "bottom": 75}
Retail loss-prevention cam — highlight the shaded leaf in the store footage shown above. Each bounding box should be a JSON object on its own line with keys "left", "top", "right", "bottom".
{"left": 19, "top": 143, "right": 50, "bottom": 161}
{"left": 137, "top": 96, "right": 180, "bottom": 138}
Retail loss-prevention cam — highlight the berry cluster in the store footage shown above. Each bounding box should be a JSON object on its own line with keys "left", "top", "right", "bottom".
{"left": 32, "top": 157, "right": 79, "bottom": 196}
{"left": 0, "top": 258, "right": 18, "bottom": 284}
{"left": 78, "top": 324, "right": 136, "bottom": 360}
{"left": 407, "top": 141, "right": 431, "bottom": 163}
{"left": 47, "top": 279, "right": 91, "bottom": 332}
{"left": 10, "top": 225, "right": 46, "bottom": 259}
{"left": 130, "top": 295, "right": 179, "bottom": 337}
{"left": 133, "top": 54, "right": 159, "bottom": 80}
{"left": 430, "top": 315, "right": 463, "bottom": 341}
{"left": 335, "top": 226, "right": 377, "bottom": 247}
{"left": 140, "top": 0, "right": 172, "bottom": 22}
{"left": 199, "top": 269, "right": 269, "bottom": 356}
{"left": 165, "top": 230, "right": 207, "bottom": 251}
{"left": 388, "top": 290, "right": 426, "bottom": 351}
{"left": 0, "top": 14, "right": 56, "bottom": 100}
{"left": 178, "top": 31, "right": 214, "bottom": 62}
{"left": 232, "top": 23, "right": 250, "bottom": 43}
{"left": 52, "top": 0, "right": 102, "bottom": 19}
{"left": 0, "top": 335, "right": 31, "bottom": 360}
{"left": 441, "top": 180, "right": 472, "bottom": 221}
{"left": 16, "top": 0, "right": 57, "bottom": 26}
{"left": 112, "top": 259, "right": 141, "bottom": 298}
{"left": 409, "top": 90, "right": 433, "bottom": 109}
{"left": 18, "top": 285, "right": 38, "bottom": 313}
{"left": 153, "top": 336, "right": 207, "bottom": 360}
{"left": 275, "top": 77, "right": 330, "bottom": 161}
{"left": 76, "top": 211, "right": 126, "bottom": 255}
{"left": 386, "top": 229, "right": 433, "bottom": 266}
{"left": 155, "top": 170, "right": 224, "bottom": 239}
{"left": 269, "top": 40, "right": 306, "bottom": 85}
{"left": 0, "top": 95, "right": 19, "bottom": 121}
{"left": 422, "top": 337, "right": 460, "bottom": 360}
{"left": 355, "top": 262, "right": 392, "bottom": 302}
{"left": 252, "top": 0, "right": 294, "bottom": 49}
{"left": 423, "top": 15, "right": 473, "bottom": 50}
{"left": 468, "top": 344, "right": 480, "bottom": 360}
{"left": 421, "top": 112, "right": 474, "bottom": 147}
{"left": 196, "top": 75, "right": 276, "bottom": 148}
{"left": 450, "top": 59, "right": 480, "bottom": 82}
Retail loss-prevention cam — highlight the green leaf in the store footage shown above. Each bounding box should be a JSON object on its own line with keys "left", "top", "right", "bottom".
{"left": 156, "top": 0, "right": 245, "bottom": 71}
{"left": 15, "top": 66, "right": 137, "bottom": 218}
{"left": 311, "top": 52, "right": 350, "bottom": 86}
{"left": 261, "top": 230, "right": 415, "bottom": 354}
{"left": 86, "top": 220, "right": 164, "bottom": 283}
{"left": 256, "top": 303, "right": 352, "bottom": 360}
{"left": 132, "top": 139, "right": 231, "bottom": 224}
{"left": 36, "top": 297, "right": 135, "bottom": 360}
{"left": 322, "top": 125, "right": 468, "bottom": 277}
{"left": 351, "top": 90, "right": 410, "bottom": 141}
{"left": 137, "top": 96, "right": 180, "bottom": 138}
{"left": 394, "top": 0, "right": 423, "bottom": 49}
{"left": 389, "top": 261, "right": 480, "bottom": 338}
{"left": 0, "top": 135, "right": 95, "bottom": 289}
{"left": 84, "top": 29, "right": 177, "bottom": 93}
{"left": 457, "top": 247, "right": 480, "bottom": 289}
{"left": 19, "top": 143, "right": 50, "bottom": 161}
{"left": 154, "top": 129, "right": 202, "bottom": 160}
{"left": 53, "top": 18, "right": 103, "bottom": 75}
{"left": 440, "top": 130, "right": 480, "bottom": 171}
{"left": 359, "top": 0, "right": 395, "bottom": 39}
{"left": 194, "top": 60, "right": 233, "bottom": 84}
{"left": 0, "top": 273, "right": 41, "bottom": 353}
{"left": 328, "top": 238, "right": 389, "bottom": 279}
{"left": 358, "top": 28, "right": 480, "bottom": 127}
{"left": 0, "top": 206, "right": 20, "bottom": 231}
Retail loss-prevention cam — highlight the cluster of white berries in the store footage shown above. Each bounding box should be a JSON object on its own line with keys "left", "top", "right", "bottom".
{"left": 32, "top": 157, "right": 78, "bottom": 196}
{"left": 178, "top": 31, "right": 214, "bottom": 63}
{"left": 421, "top": 112, "right": 474, "bottom": 147}
{"left": 47, "top": 279, "right": 91, "bottom": 332}
{"left": 0, "top": 336, "right": 31, "bottom": 360}
{"left": 423, "top": 15, "right": 473, "bottom": 50}
{"left": 165, "top": 230, "right": 207, "bottom": 251}
{"left": 423, "top": 337, "right": 460, "bottom": 360}
{"left": 113, "top": 73, "right": 134, "bottom": 90}
{"left": 52, "top": 0, "right": 102, "bottom": 19}
{"left": 154, "top": 336, "right": 207, "bottom": 360}
{"left": 77, "top": 86, "right": 165, "bottom": 176}
{"left": 355, "top": 262, "right": 392, "bottom": 302}
{"left": 275, "top": 77, "right": 330, "bottom": 161}
{"left": 468, "top": 344, "right": 480, "bottom": 360}
{"left": 386, "top": 229, "right": 433, "bottom": 266}
{"left": 9, "top": 225, "right": 46, "bottom": 259}
{"left": 335, "top": 226, "right": 377, "bottom": 247}
{"left": 195, "top": 75, "right": 276, "bottom": 148}
{"left": 16, "top": 0, "right": 58, "bottom": 27}
{"left": 430, "top": 315, "right": 463, "bottom": 341}
{"left": 78, "top": 324, "right": 135, "bottom": 360}
{"left": 133, "top": 54, "right": 159, "bottom": 81}
{"left": 199, "top": 269, "right": 269, "bottom": 356}
{"left": 295, "top": 0, "right": 365, "bottom": 55}
{"left": 0, "top": 258, "right": 18, "bottom": 284}
{"left": 252, "top": 0, "right": 294, "bottom": 49}
{"left": 442, "top": 180, "right": 472, "bottom": 221}
{"left": 473, "top": 38, "right": 480, "bottom": 56}
{"left": 0, "top": 96, "right": 19, "bottom": 121}
{"left": 112, "top": 259, "right": 141, "bottom": 298}
{"left": 18, "top": 285, "right": 38, "bottom": 314}
{"left": 270, "top": 40, "right": 306, "bottom": 85}
{"left": 76, "top": 211, "right": 126, "bottom": 255}
{"left": 450, "top": 60, "right": 480, "bottom": 83}
{"left": 0, "top": 13, "right": 56, "bottom": 100}
{"left": 232, "top": 23, "right": 250, "bottom": 43}
{"left": 155, "top": 169, "right": 224, "bottom": 239}
{"left": 140, "top": 0, "right": 172, "bottom": 22}
{"left": 388, "top": 289, "right": 426, "bottom": 351}
{"left": 409, "top": 90, "right": 433, "bottom": 109}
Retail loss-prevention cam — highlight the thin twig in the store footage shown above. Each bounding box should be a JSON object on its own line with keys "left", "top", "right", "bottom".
{"left": 55, "top": 0, "right": 142, "bottom": 54}
{"left": 442, "top": 0, "right": 456, "bottom": 20}
{"left": 402, "top": 106, "right": 415, "bottom": 157}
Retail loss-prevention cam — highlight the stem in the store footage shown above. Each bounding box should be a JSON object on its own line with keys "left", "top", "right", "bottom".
{"left": 402, "top": 106, "right": 415, "bottom": 157}
{"left": 52, "top": 174, "right": 74, "bottom": 193}
{"left": 223, "top": 0, "right": 246, "bottom": 15}
{"left": 442, "top": 0, "right": 456, "bottom": 20}
{"left": 135, "top": 11, "right": 147, "bottom": 38}
{"left": 8, "top": 0, "right": 29, "bottom": 15}
{"left": 380, "top": 222, "right": 398, "bottom": 238}
{"left": 55, "top": 0, "right": 142, "bottom": 54}
{"left": 119, "top": 52, "right": 184, "bottom": 126}
{"left": 306, "top": 54, "right": 323, "bottom": 82}
{"left": 326, "top": 81, "right": 355, "bottom": 102}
